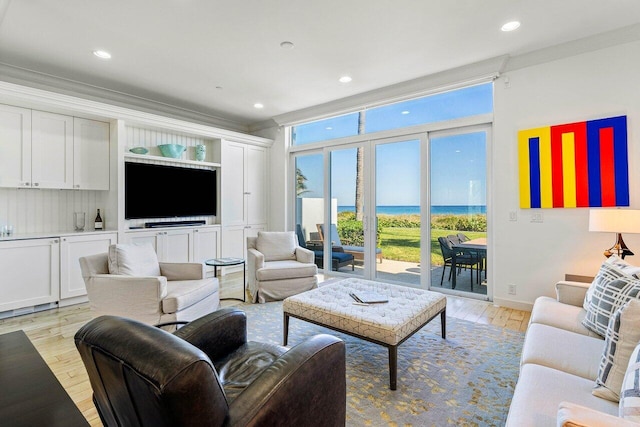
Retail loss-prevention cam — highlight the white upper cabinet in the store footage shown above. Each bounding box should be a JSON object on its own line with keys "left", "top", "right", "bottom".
{"left": 73, "top": 118, "right": 110, "bottom": 190}
{"left": 0, "top": 107, "right": 109, "bottom": 190}
{"left": 32, "top": 110, "right": 74, "bottom": 189}
{"left": 0, "top": 104, "right": 32, "bottom": 188}
{"left": 246, "top": 144, "right": 268, "bottom": 225}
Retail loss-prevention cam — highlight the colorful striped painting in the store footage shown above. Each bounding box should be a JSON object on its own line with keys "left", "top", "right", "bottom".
{"left": 518, "top": 115, "right": 628, "bottom": 208}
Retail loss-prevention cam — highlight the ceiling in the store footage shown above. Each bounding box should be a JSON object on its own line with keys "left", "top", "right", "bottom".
{"left": 1, "top": 0, "right": 640, "bottom": 129}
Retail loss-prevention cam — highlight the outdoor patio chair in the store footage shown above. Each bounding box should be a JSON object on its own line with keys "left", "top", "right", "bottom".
{"left": 317, "top": 223, "right": 383, "bottom": 263}
{"left": 437, "top": 236, "right": 482, "bottom": 290}
{"left": 296, "top": 225, "right": 354, "bottom": 271}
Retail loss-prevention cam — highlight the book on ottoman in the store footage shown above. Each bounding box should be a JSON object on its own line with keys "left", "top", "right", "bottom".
{"left": 349, "top": 291, "right": 389, "bottom": 304}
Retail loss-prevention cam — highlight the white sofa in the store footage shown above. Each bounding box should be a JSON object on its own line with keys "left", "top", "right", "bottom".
{"left": 506, "top": 279, "right": 640, "bottom": 426}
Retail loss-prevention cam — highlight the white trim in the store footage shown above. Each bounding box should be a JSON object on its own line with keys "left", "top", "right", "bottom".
{"left": 0, "top": 62, "right": 247, "bottom": 132}
{"left": 0, "top": 80, "right": 273, "bottom": 147}
{"left": 289, "top": 113, "right": 493, "bottom": 154}
{"left": 273, "top": 56, "right": 505, "bottom": 126}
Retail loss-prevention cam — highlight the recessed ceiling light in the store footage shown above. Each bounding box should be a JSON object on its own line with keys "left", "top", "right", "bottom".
{"left": 501, "top": 21, "right": 521, "bottom": 32}
{"left": 93, "top": 50, "right": 111, "bottom": 59}
{"left": 254, "top": 103, "right": 264, "bottom": 109}
{"left": 280, "top": 41, "right": 295, "bottom": 49}
{"left": 401, "top": 110, "right": 410, "bottom": 115}
{"left": 339, "top": 75, "right": 352, "bottom": 83}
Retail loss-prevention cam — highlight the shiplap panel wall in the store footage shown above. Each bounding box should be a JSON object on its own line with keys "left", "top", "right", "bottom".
{"left": 0, "top": 188, "right": 106, "bottom": 234}
{"left": 126, "top": 126, "right": 208, "bottom": 160}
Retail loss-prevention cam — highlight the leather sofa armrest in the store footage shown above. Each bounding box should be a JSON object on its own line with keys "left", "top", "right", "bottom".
{"left": 557, "top": 401, "right": 640, "bottom": 426}
{"left": 555, "top": 281, "right": 591, "bottom": 307}
{"left": 295, "top": 246, "right": 315, "bottom": 264}
{"left": 227, "top": 334, "right": 346, "bottom": 426}
{"left": 174, "top": 308, "right": 247, "bottom": 361}
{"left": 159, "top": 262, "right": 205, "bottom": 280}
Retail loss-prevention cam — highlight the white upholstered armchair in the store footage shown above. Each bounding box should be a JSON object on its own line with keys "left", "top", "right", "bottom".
{"left": 247, "top": 231, "right": 318, "bottom": 303}
{"left": 79, "top": 243, "right": 219, "bottom": 326}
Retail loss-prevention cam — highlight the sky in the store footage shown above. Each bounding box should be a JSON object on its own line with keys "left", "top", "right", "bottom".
{"left": 294, "top": 83, "right": 491, "bottom": 207}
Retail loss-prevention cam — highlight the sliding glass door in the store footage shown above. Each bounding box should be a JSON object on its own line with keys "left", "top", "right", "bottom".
{"left": 428, "top": 128, "right": 489, "bottom": 298}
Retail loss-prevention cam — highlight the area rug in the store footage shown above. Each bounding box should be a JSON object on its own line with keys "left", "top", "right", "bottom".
{"left": 240, "top": 301, "right": 524, "bottom": 427}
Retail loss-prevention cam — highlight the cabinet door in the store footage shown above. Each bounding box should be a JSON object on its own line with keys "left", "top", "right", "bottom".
{"left": 193, "top": 227, "right": 220, "bottom": 275}
{"left": 163, "top": 229, "right": 192, "bottom": 263}
{"left": 0, "top": 238, "right": 60, "bottom": 312}
{"left": 222, "top": 141, "right": 247, "bottom": 226}
{"left": 246, "top": 145, "right": 268, "bottom": 225}
{"left": 222, "top": 225, "right": 246, "bottom": 260}
{"left": 60, "top": 233, "right": 117, "bottom": 300}
{"left": 31, "top": 110, "right": 73, "bottom": 189}
{"left": 73, "top": 118, "right": 110, "bottom": 190}
{"left": 0, "top": 104, "right": 31, "bottom": 188}
{"left": 124, "top": 230, "right": 162, "bottom": 254}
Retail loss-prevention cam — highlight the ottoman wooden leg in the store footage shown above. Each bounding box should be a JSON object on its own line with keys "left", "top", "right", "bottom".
{"left": 283, "top": 313, "right": 290, "bottom": 346}
{"left": 441, "top": 309, "right": 446, "bottom": 339}
{"left": 389, "top": 345, "right": 398, "bottom": 390}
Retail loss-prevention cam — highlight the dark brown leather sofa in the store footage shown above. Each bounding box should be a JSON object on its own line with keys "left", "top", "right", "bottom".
{"left": 75, "top": 308, "right": 346, "bottom": 427}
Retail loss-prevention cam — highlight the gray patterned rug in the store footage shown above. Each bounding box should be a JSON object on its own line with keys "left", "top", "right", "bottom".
{"left": 239, "top": 301, "right": 523, "bottom": 427}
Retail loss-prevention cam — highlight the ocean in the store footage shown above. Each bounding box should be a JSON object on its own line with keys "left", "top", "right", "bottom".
{"left": 338, "top": 205, "right": 486, "bottom": 215}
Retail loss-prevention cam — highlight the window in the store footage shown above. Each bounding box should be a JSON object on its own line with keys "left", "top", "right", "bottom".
{"left": 291, "top": 82, "right": 493, "bottom": 145}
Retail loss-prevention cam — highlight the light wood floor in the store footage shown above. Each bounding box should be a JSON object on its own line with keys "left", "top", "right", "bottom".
{"left": 0, "top": 273, "right": 531, "bottom": 426}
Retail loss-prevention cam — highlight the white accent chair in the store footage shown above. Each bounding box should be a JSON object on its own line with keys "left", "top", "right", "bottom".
{"left": 79, "top": 243, "right": 219, "bottom": 326}
{"left": 247, "top": 231, "right": 318, "bottom": 303}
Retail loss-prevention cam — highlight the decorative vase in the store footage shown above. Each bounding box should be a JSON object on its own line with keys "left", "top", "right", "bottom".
{"left": 195, "top": 144, "right": 206, "bottom": 161}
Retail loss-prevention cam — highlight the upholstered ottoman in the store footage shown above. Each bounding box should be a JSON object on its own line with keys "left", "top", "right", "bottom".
{"left": 283, "top": 277, "right": 446, "bottom": 390}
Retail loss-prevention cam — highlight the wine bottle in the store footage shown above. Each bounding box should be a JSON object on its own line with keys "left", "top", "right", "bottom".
{"left": 95, "top": 209, "right": 103, "bottom": 230}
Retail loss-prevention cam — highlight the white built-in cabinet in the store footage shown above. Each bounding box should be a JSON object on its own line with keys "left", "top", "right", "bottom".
{"left": 0, "top": 104, "right": 32, "bottom": 188}
{"left": 0, "top": 232, "right": 118, "bottom": 315}
{"left": 0, "top": 86, "right": 271, "bottom": 317}
{"left": 73, "top": 118, "right": 110, "bottom": 190}
{"left": 0, "top": 238, "right": 60, "bottom": 313}
{"left": 221, "top": 141, "right": 268, "bottom": 260}
{"left": 31, "top": 110, "right": 74, "bottom": 189}
{"left": 0, "top": 105, "right": 109, "bottom": 190}
{"left": 124, "top": 226, "right": 220, "bottom": 275}
{"left": 59, "top": 232, "right": 118, "bottom": 305}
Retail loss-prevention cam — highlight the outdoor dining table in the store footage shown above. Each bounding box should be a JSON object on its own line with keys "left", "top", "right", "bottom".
{"left": 451, "top": 237, "right": 487, "bottom": 289}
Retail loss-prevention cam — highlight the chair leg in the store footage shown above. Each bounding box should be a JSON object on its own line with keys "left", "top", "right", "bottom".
{"left": 440, "top": 264, "right": 446, "bottom": 286}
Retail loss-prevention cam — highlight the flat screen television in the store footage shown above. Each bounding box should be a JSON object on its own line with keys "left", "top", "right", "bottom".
{"left": 125, "top": 162, "right": 216, "bottom": 219}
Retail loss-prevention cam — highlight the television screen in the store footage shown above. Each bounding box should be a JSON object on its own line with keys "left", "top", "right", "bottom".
{"left": 125, "top": 162, "right": 216, "bottom": 219}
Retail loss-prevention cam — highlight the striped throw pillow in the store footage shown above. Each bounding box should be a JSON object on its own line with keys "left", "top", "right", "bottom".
{"left": 582, "top": 262, "right": 640, "bottom": 337}
{"left": 593, "top": 299, "right": 640, "bottom": 402}
{"left": 620, "top": 342, "right": 640, "bottom": 421}
{"left": 584, "top": 255, "right": 640, "bottom": 312}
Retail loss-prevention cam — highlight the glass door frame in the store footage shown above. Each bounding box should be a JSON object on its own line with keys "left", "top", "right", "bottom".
{"left": 425, "top": 123, "right": 493, "bottom": 301}
{"left": 288, "top": 117, "right": 493, "bottom": 299}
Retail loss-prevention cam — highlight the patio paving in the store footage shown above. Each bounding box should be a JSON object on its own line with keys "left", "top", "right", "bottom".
{"left": 329, "top": 258, "right": 487, "bottom": 296}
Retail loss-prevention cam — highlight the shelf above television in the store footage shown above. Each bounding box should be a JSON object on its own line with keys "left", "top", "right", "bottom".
{"left": 124, "top": 153, "right": 221, "bottom": 168}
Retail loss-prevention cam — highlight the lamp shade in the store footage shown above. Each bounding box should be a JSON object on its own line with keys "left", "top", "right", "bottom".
{"left": 589, "top": 209, "right": 640, "bottom": 233}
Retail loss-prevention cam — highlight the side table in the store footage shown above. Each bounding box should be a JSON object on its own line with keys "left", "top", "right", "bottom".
{"left": 205, "top": 257, "right": 246, "bottom": 302}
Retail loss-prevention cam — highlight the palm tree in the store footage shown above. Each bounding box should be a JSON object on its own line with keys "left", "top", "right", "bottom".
{"left": 296, "top": 167, "right": 309, "bottom": 196}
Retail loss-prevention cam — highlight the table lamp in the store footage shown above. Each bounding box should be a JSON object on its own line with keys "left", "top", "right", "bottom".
{"left": 589, "top": 209, "right": 640, "bottom": 259}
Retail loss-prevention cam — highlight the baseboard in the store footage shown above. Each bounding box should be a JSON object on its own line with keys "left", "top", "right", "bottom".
{"left": 493, "top": 297, "right": 533, "bottom": 312}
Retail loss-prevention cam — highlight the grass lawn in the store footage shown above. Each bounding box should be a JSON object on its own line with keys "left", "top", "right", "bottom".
{"left": 380, "top": 227, "right": 486, "bottom": 265}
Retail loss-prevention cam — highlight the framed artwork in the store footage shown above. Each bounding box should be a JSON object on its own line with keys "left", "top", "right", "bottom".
{"left": 518, "top": 115, "right": 628, "bottom": 208}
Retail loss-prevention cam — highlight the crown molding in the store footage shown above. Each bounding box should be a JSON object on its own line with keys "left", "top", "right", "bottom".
{"left": 0, "top": 62, "right": 249, "bottom": 133}
{"left": 503, "top": 23, "right": 640, "bottom": 72}
{"left": 0, "top": 80, "right": 273, "bottom": 146}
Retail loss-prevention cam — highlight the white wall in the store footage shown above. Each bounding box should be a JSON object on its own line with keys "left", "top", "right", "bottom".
{"left": 266, "top": 40, "right": 640, "bottom": 310}
{"left": 493, "top": 40, "right": 640, "bottom": 309}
